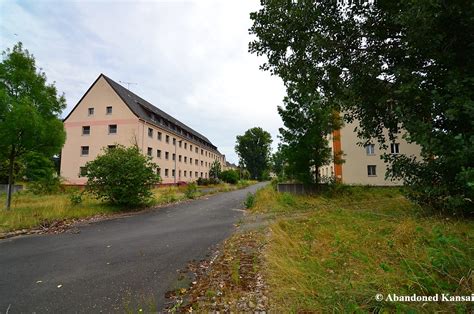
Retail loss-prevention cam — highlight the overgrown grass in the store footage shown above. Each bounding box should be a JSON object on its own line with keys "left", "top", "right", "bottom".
{"left": 0, "top": 186, "right": 189, "bottom": 233}
{"left": 253, "top": 186, "right": 473, "bottom": 312}
{"left": 0, "top": 180, "right": 258, "bottom": 234}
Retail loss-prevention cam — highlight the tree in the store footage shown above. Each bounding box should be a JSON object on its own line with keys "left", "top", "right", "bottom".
{"left": 270, "top": 145, "right": 286, "bottom": 180}
{"left": 209, "top": 160, "right": 221, "bottom": 179}
{"left": 278, "top": 91, "right": 341, "bottom": 184}
{"left": 22, "top": 152, "right": 61, "bottom": 194}
{"left": 250, "top": 1, "right": 474, "bottom": 214}
{"left": 0, "top": 42, "right": 66, "bottom": 209}
{"left": 219, "top": 169, "right": 239, "bottom": 184}
{"left": 84, "top": 145, "right": 160, "bottom": 206}
{"left": 235, "top": 127, "right": 272, "bottom": 180}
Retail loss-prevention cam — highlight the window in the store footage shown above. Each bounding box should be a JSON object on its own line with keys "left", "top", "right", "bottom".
{"left": 179, "top": 170, "right": 182, "bottom": 178}
{"left": 166, "top": 135, "right": 170, "bottom": 143}
{"left": 82, "top": 126, "right": 90, "bottom": 135}
{"left": 179, "top": 155, "right": 182, "bottom": 162}
{"left": 190, "top": 171, "right": 192, "bottom": 178}
{"left": 184, "top": 143, "right": 187, "bottom": 149}
{"left": 157, "top": 132, "right": 162, "bottom": 141}
{"left": 165, "top": 169, "right": 169, "bottom": 177}
{"left": 106, "top": 106, "right": 112, "bottom": 115}
{"left": 165, "top": 152, "right": 169, "bottom": 160}
{"left": 172, "top": 153, "right": 176, "bottom": 161}
{"left": 201, "top": 161, "right": 203, "bottom": 166}
{"left": 147, "top": 147, "right": 152, "bottom": 156}
{"left": 184, "top": 170, "right": 187, "bottom": 177}
{"left": 190, "top": 144, "right": 193, "bottom": 151}
{"left": 195, "top": 159, "right": 198, "bottom": 165}
{"left": 79, "top": 167, "right": 87, "bottom": 177}
{"left": 365, "top": 144, "right": 375, "bottom": 155}
{"left": 157, "top": 168, "right": 161, "bottom": 176}
{"left": 172, "top": 169, "right": 176, "bottom": 177}
{"left": 148, "top": 128, "right": 153, "bottom": 137}
{"left": 190, "top": 158, "right": 192, "bottom": 164}
{"left": 88, "top": 107, "right": 94, "bottom": 115}
{"left": 108, "top": 124, "right": 117, "bottom": 134}
{"left": 200, "top": 172, "right": 203, "bottom": 178}
{"left": 108, "top": 145, "right": 116, "bottom": 149}
{"left": 201, "top": 149, "right": 203, "bottom": 155}
{"left": 195, "top": 147, "right": 198, "bottom": 153}
{"left": 179, "top": 141, "right": 182, "bottom": 148}
{"left": 367, "top": 165, "right": 377, "bottom": 176}
{"left": 173, "top": 138, "right": 176, "bottom": 146}
{"left": 157, "top": 149, "right": 161, "bottom": 158}
{"left": 195, "top": 171, "right": 198, "bottom": 178}
{"left": 390, "top": 143, "right": 400, "bottom": 154}
{"left": 81, "top": 146, "right": 89, "bottom": 156}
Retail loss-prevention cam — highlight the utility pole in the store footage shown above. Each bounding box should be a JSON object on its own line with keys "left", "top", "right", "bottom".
{"left": 119, "top": 80, "right": 137, "bottom": 90}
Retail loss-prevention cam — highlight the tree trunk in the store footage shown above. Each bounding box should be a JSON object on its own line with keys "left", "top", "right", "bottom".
{"left": 6, "top": 148, "right": 15, "bottom": 210}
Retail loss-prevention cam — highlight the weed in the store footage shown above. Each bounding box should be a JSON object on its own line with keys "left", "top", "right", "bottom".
{"left": 244, "top": 192, "right": 256, "bottom": 209}
{"left": 184, "top": 183, "right": 198, "bottom": 199}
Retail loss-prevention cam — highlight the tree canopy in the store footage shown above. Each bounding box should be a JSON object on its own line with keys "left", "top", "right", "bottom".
{"left": 0, "top": 42, "right": 66, "bottom": 209}
{"left": 235, "top": 127, "right": 272, "bottom": 180}
{"left": 250, "top": 1, "right": 474, "bottom": 214}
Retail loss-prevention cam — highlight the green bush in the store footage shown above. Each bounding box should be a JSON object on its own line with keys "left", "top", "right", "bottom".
{"left": 244, "top": 192, "right": 256, "bottom": 209}
{"left": 197, "top": 177, "right": 221, "bottom": 186}
{"left": 241, "top": 169, "right": 251, "bottom": 180}
{"left": 184, "top": 182, "right": 198, "bottom": 199}
{"left": 219, "top": 170, "right": 239, "bottom": 184}
{"left": 84, "top": 145, "right": 160, "bottom": 206}
{"left": 69, "top": 191, "right": 83, "bottom": 205}
{"left": 28, "top": 176, "right": 62, "bottom": 195}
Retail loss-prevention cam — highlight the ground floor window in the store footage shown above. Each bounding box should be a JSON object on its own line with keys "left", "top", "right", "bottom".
{"left": 367, "top": 165, "right": 377, "bottom": 176}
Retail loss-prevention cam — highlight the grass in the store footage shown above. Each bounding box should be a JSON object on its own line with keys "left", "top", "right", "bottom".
{"left": 0, "top": 180, "right": 258, "bottom": 234}
{"left": 0, "top": 186, "right": 189, "bottom": 233}
{"left": 252, "top": 185, "right": 473, "bottom": 312}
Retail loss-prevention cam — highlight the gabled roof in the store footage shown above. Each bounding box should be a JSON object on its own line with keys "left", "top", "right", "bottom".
{"left": 65, "top": 73, "right": 219, "bottom": 152}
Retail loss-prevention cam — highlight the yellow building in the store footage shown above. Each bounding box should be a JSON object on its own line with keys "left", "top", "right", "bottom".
{"left": 60, "top": 74, "right": 225, "bottom": 185}
{"left": 320, "top": 119, "right": 421, "bottom": 186}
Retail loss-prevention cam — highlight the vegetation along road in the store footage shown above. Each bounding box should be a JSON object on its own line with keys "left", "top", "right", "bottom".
{"left": 0, "top": 182, "right": 267, "bottom": 312}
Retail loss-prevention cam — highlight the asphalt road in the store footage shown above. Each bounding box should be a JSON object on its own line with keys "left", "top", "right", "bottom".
{"left": 0, "top": 182, "right": 267, "bottom": 313}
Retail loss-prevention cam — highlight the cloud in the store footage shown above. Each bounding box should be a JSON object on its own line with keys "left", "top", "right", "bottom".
{"left": 0, "top": 0, "right": 285, "bottom": 163}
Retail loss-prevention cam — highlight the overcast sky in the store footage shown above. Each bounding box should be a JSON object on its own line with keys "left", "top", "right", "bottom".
{"left": 0, "top": 0, "right": 285, "bottom": 163}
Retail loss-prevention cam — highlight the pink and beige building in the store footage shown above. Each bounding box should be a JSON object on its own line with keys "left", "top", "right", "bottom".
{"left": 320, "top": 119, "right": 421, "bottom": 186}
{"left": 60, "top": 74, "right": 225, "bottom": 185}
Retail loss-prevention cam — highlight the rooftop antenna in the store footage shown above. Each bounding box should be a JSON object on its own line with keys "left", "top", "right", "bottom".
{"left": 119, "top": 80, "right": 137, "bottom": 90}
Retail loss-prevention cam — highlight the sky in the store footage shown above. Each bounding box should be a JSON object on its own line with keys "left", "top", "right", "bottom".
{"left": 0, "top": 0, "right": 285, "bottom": 163}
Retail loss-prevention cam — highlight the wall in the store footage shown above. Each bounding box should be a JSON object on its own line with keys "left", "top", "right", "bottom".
{"left": 61, "top": 76, "right": 140, "bottom": 184}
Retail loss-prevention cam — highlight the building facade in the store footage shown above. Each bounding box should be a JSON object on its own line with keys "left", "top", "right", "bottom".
{"left": 320, "top": 119, "right": 421, "bottom": 186}
{"left": 61, "top": 74, "right": 225, "bottom": 185}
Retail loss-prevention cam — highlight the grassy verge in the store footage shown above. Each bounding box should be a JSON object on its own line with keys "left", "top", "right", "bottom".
{"left": 250, "top": 185, "right": 473, "bottom": 312}
{"left": 0, "top": 180, "right": 258, "bottom": 234}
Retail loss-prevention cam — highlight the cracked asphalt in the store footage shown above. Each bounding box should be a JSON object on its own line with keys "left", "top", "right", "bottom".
{"left": 0, "top": 182, "right": 267, "bottom": 313}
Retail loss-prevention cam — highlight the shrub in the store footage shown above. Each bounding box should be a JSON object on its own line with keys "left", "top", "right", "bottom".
{"left": 197, "top": 177, "right": 221, "bottom": 186}
{"left": 185, "top": 183, "right": 198, "bottom": 199}
{"left": 84, "top": 145, "right": 160, "bottom": 206}
{"left": 69, "top": 191, "right": 83, "bottom": 205}
{"left": 219, "top": 170, "right": 239, "bottom": 184}
{"left": 241, "top": 169, "right": 251, "bottom": 180}
{"left": 244, "top": 192, "right": 256, "bottom": 209}
{"left": 28, "top": 176, "right": 62, "bottom": 195}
